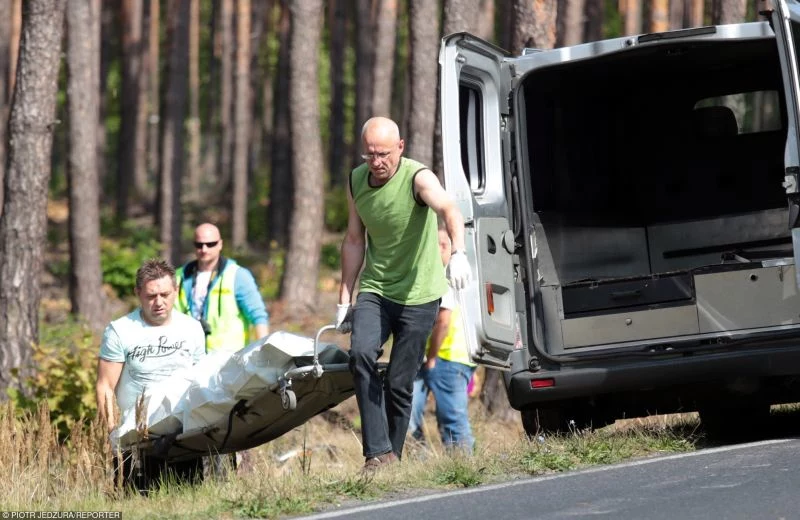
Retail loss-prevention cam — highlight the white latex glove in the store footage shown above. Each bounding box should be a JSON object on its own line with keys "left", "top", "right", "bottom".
{"left": 447, "top": 250, "right": 472, "bottom": 290}
{"left": 335, "top": 303, "right": 353, "bottom": 333}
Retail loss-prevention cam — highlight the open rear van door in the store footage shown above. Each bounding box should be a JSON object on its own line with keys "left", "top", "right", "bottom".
{"left": 773, "top": 0, "right": 800, "bottom": 285}
{"left": 439, "top": 33, "right": 517, "bottom": 368}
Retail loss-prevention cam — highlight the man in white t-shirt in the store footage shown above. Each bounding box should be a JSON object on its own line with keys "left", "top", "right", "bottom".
{"left": 95, "top": 258, "right": 206, "bottom": 491}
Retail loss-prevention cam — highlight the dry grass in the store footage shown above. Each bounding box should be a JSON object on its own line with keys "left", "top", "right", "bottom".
{"left": 0, "top": 394, "right": 705, "bottom": 518}
{"left": 12, "top": 239, "right": 705, "bottom": 516}
{"left": 0, "top": 401, "right": 114, "bottom": 508}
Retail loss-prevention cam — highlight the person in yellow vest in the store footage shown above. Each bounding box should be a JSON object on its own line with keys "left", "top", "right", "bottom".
{"left": 408, "top": 228, "right": 476, "bottom": 452}
{"left": 175, "top": 223, "right": 269, "bottom": 353}
{"left": 336, "top": 117, "right": 471, "bottom": 471}
{"left": 175, "top": 222, "right": 269, "bottom": 475}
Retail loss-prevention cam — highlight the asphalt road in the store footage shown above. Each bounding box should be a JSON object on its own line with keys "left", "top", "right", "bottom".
{"left": 302, "top": 438, "right": 800, "bottom": 520}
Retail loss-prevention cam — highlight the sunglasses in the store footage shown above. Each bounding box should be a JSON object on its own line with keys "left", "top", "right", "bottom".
{"left": 194, "top": 240, "right": 219, "bottom": 249}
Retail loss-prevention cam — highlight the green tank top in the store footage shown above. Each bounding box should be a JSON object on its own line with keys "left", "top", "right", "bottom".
{"left": 350, "top": 157, "right": 447, "bottom": 305}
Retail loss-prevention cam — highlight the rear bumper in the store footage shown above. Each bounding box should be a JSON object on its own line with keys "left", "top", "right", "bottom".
{"left": 506, "top": 344, "right": 800, "bottom": 410}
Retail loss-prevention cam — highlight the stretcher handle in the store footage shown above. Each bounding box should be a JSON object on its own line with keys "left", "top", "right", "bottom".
{"left": 314, "top": 324, "right": 339, "bottom": 360}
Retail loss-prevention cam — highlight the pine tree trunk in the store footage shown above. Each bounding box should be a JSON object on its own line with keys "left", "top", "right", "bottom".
{"left": 407, "top": 0, "right": 439, "bottom": 168}
{"left": 282, "top": 0, "right": 324, "bottom": 313}
{"left": 67, "top": 0, "right": 107, "bottom": 333}
{"left": 716, "top": 0, "right": 747, "bottom": 23}
{"left": 218, "top": 0, "right": 234, "bottom": 190}
{"left": 443, "top": 0, "right": 479, "bottom": 36}
{"left": 512, "top": 0, "right": 557, "bottom": 52}
{"left": 670, "top": 0, "right": 685, "bottom": 29}
{"left": 0, "top": 0, "right": 66, "bottom": 392}
{"left": 475, "top": 0, "right": 496, "bottom": 41}
{"left": 187, "top": 0, "right": 202, "bottom": 202}
{"left": 686, "top": 0, "right": 703, "bottom": 27}
{"left": 267, "top": 0, "right": 292, "bottom": 249}
{"left": 232, "top": 0, "right": 251, "bottom": 249}
{"left": 147, "top": 0, "right": 159, "bottom": 199}
{"left": 650, "top": 0, "right": 669, "bottom": 32}
{"left": 328, "top": 0, "right": 348, "bottom": 187}
{"left": 0, "top": 2, "right": 13, "bottom": 216}
{"left": 354, "top": 0, "right": 375, "bottom": 163}
{"left": 118, "top": 0, "right": 145, "bottom": 222}
{"left": 371, "top": 0, "right": 397, "bottom": 117}
{"left": 249, "top": 0, "right": 271, "bottom": 176}
{"left": 496, "top": 0, "right": 513, "bottom": 51}
{"left": 97, "top": 1, "right": 113, "bottom": 191}
{"left": 561, "top": 0, "right": 586, "bottom": 46}
{"left": 480, "top": 368, "right": 517, "bottom": 421}
{"left": 584, "top": 0, "right": 604, "bottom": 42}
{"left": 158, "top": 0, "right": 190, "bottom": 265}
{"left": 8, "top": 0, "right": 21, "bottom": 98}
{"left": 624, "top": 0, "right": 642, "bottom": 35}
{"left": 203, "top": 0, "right": 220, "bottom": 190}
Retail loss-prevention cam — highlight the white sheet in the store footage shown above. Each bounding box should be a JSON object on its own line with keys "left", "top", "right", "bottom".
{"left": 111, "top": 331, "right": 315, "bottom": 449}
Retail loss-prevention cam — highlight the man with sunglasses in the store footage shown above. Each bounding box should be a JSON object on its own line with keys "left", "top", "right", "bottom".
{"left": 175, "top": 222, "right": 269, "bottom": 476}
{"left": 175, "top": 223, "right": 269, "bottom": 354}
{"left": 336, "top": 116, "right": 471, "bottom": 471}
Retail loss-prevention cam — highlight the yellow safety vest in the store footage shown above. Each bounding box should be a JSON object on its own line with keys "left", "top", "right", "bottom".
{"left": 426, "top": 305, "right": 475, "bottom": 367}
{"left": 176, "top": 260, "right": 248, "bottom": 353}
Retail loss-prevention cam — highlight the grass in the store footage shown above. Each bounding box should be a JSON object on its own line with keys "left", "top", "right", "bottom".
{"left": 17, "top": 229, "right": 709, "bottom": 517}
{"left": 0, "top": 397, "right": 705, "bottom": 519}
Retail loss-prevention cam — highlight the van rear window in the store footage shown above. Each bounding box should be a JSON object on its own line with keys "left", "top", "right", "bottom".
{"left": 694, "top": 90, "right": 782, "bottom": 134}
{"left": 459, "top": 84, "right": 485, "bottom": 191}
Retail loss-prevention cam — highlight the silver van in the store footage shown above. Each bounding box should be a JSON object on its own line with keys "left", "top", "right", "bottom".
{"left": 440, "top": 0, "right": 800, "bottom": 436}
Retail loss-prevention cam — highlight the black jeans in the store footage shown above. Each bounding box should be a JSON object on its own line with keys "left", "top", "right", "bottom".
{"left": 349, "top": 292, "right": 439, "bottom": 458}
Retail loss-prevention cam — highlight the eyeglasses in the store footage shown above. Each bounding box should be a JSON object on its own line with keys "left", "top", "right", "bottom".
{"left": 361, "top": 151, "right": 392, "bottom": 161}
{"left": 194, "top": 240, "right": 219, "bottom": 249}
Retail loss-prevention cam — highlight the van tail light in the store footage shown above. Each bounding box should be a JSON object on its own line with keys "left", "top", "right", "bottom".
{"left": 485, "top": 283, "right": 495, "bottom": 314}
{"left": 530, "top": 378, "right": 555, "bottom": 389}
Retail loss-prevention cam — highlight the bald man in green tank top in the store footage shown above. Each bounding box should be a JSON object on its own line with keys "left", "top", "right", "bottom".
{"left": 336, "top": 116, "right": 472, "bottom": 471}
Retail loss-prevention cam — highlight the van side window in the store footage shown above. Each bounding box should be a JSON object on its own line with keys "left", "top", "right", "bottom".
{"left": 694, "top": 91, "right": 782, "bottom": 134}
{"left": 459, "top": 84, "right": 485, "bottom": 191}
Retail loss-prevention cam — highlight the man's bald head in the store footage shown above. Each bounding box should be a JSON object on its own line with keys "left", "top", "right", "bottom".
{"left": 194, "top": 222, "right": 223, "bottom": 271}
{"left": 195, "top": 223, "right": 221, "bottom": 241}
{"left": 361, "top": 117, "right": 400, "bottom": 142}
{"left": 361, "top": 117, "right": 404, "bottom": 184}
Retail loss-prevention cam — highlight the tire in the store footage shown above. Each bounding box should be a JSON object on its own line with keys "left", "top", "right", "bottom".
{"left": 281, "top": 389, "right": 297, "bottom": 410}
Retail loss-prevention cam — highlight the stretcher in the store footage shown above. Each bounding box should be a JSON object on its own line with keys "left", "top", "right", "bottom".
{"left": 112, "top": 325, "right": 353, "bottom": 462}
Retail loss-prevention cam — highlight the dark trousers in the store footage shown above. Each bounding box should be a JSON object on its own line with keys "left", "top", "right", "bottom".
{"left": 349, "top": 292, "right": 439, "bottom": 458}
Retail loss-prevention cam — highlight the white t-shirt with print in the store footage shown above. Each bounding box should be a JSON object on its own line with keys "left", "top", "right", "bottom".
{"left": 99, "top": 309, "right": 206, "bottom": 412}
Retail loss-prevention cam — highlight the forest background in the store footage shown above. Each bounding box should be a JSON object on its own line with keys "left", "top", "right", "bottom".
{"left": 0, "top": 0, "right": 765, "bottom": 446}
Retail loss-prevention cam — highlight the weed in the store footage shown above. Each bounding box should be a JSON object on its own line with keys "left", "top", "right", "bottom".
{"left": 520, "top": 444, "right": 576, "bottom": 474}
{"left": 432, "top": 458, "right": 485, "bottom": 488}
{"left": 325, "top": 474, "right": 376, "bottom": 500}
{"left": 231, "top": 493, "right": 314, "bottom": 519}
{"left": 9, "top": 318, "right": 99, "bottom": 439}
{"left": 100, "top": 224, "right": 162, "bottom": 298}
